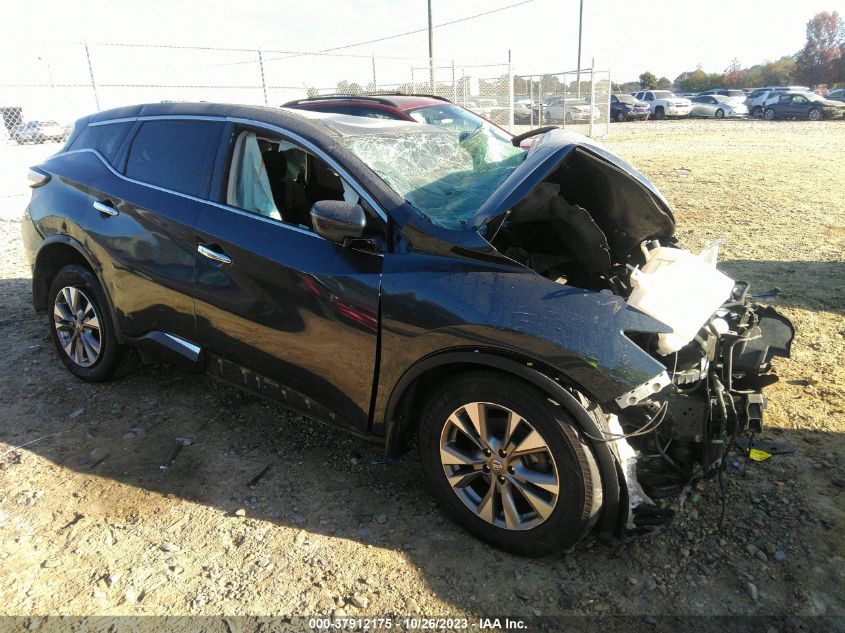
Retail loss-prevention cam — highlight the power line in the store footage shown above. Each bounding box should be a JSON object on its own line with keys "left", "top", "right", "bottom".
{"left": 319, "top": 0, "right": 537, "bottom": 53}
{"left": 202, "top": 0, "right": 537, "bottom": 68}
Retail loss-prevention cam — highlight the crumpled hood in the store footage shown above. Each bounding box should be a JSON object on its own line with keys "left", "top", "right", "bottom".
{"left": 473, "top": 129, "right": 676, "bottom": 261}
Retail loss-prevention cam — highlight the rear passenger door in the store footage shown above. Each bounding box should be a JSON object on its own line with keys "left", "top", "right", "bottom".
{"left": 100, "top": 118, "right": 224, "bottom": 343}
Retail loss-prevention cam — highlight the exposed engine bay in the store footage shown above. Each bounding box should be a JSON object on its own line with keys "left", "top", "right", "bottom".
{"left": 485, "top": 142, "right": 795, "bottom": 530}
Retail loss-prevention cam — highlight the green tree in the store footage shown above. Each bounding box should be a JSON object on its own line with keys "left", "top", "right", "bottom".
{"left": 638, "top": 71, "right": 658, "bottom": 89}
{"left": 656, "top": 76, "right": 672, "bottom": 89}
{"left": 795, "top": 11, "right": 844, "bottom": 86}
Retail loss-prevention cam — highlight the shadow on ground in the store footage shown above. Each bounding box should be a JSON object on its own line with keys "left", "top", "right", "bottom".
{"left": 1, "top": 275, "right": 843, "bottom": 626}
{"left": 719, "top": 260, "right": 845, "bottom": 315}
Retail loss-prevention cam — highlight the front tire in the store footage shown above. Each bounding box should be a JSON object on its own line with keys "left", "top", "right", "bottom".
{"left": 47, "top": 264, "right": 132, "bottom": 382}
{"left": 418, "top": 371, "right": 603, "bottom": 555}
{"left": 715, "top": 108, "right": 725, "bottom": 119}
{"left": 808, "top": 108, "right": 822, "bottom": 121}
{"left": 615, "top": 111, "right": 626, "bottom": 122}
{"left": 654, "top": 106, "right": 665, "bottom": 120}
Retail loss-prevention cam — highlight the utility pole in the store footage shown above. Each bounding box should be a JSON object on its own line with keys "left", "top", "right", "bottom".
{"left": 576, "top": 0, "right": 584, "bottom": 98}
{"left": 428, "top": 0, "right": 435, "bottom": 93}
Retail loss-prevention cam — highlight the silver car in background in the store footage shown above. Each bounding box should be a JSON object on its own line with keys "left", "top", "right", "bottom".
{"left": 689, "top": 95, "right": 748, "bottom": 119}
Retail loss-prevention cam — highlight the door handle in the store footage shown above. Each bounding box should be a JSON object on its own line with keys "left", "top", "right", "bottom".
{"left": 93, "top": 200, "right": 118, "bottom": 216}
{"left": 197, "top": 243, "right": 232, "bottom": 265}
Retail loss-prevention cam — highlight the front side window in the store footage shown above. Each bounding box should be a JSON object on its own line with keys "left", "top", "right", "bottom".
{"left": 125, "top": 120, "right": 223, "bottom": 198}
{"left": 227, "top": 129, "right": 363, "bottom": 232}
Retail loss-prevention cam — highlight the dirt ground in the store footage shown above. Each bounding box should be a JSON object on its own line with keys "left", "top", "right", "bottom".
{"left": 0, "top": 119, "right": 843, "bottom": 631}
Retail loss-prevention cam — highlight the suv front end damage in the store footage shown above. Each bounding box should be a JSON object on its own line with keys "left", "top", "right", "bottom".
{"left": 476, "top": 128, "right": 794, "bottom": 536}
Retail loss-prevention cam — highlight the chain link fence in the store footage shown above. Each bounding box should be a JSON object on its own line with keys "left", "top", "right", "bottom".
{"left": 1, "top": 41, "right": 611, "bottom": 145}
{"left": 0, "top": 41, "right": 519, "bottom": 145}
{"left": 513, "top": 68, "right": 612, "bottom": 138}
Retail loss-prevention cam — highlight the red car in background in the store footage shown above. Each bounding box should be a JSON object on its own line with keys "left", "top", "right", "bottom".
{"left": 283, "top": 93, "right": 515, "bottom": 144}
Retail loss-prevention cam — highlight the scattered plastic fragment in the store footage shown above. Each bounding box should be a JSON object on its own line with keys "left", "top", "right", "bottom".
{"left": 748, "top": 449, "right": 772, "bottom": 462}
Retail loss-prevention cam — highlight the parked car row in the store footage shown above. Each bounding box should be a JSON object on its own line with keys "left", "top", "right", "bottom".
{"left": 609, "top": 85, "right": 845, "bottom": 123}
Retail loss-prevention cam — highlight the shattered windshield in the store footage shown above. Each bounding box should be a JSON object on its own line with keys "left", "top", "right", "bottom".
{"left": 340, "top": 126, "right": 525, "bottom": 229}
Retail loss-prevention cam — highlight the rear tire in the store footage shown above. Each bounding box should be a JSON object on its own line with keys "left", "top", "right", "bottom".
{"left": 47, "top": 264, "right": 133, "bottom": 382}
{"left": 418, "top": 371, "right": 603, "bottom": 555}
{"left": 764, "top": 107, "right": 776, "bottom": 121}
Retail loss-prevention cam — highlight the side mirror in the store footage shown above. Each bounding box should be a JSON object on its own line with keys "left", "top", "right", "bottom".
{"left": 310, "top": 200, "right": 366, "bottom": 245}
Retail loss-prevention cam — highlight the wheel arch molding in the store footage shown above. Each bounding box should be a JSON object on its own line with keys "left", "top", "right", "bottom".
{"left": 32, "top": 235, "right": 124, "bottom": 343}
{"left": 381, "top": 348, "right": 626, "bottom": 540}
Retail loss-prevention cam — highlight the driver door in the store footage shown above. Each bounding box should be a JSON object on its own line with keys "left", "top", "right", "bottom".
{"left": 192, "top": 123, "right": 384, "bottom": 433}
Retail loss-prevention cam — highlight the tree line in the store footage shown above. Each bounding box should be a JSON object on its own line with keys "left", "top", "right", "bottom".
{"left": 616, "top": 10, "right": 844, "bottom": 92}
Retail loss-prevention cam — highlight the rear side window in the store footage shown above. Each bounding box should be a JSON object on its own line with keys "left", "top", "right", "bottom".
{"left": 67, "top": 122, "right": 134, "bottom": 166}
{"left": 125, "top": 120, "right": 223, "bottom": 198}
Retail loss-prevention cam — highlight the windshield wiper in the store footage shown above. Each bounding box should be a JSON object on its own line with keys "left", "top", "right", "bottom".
{"left": 510, "top": 126, "right": 558, "bottom": 147}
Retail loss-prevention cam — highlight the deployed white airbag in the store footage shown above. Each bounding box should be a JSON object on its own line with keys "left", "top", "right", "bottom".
{"left": 235, "top": 133, "right": 280, "bottom": 220}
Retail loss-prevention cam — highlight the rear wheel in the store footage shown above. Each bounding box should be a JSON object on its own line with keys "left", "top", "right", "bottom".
{"left": 764, "top": 107, "right": 776, "bottom": 121}
{"left": 418, "top": 371, "right": 603, "bottom": 555}
{"left": 47, "top": 264, "right": 133, "bottom": 382}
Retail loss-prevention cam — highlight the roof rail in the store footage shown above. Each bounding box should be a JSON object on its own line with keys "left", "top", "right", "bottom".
{"left": 282, "top": 92, "right": 453, "bottom": 108}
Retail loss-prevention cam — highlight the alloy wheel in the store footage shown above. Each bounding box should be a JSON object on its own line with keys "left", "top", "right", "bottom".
{"left": 439, "top": 401, "right": 560, "bottom": 530}
{"left": 53, "top": 286, "right": 102, "bottom": 367}
{"left": 808, "top": 109, "right": 821, "bottom": 121}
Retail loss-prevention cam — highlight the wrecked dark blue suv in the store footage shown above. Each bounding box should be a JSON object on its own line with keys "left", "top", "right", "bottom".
{"left": 22, "top": 103, "right": 792, "bottom": 554}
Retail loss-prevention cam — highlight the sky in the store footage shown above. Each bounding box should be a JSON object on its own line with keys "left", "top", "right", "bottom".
{"left": 1, "top": 0, "right": 835, "bottom": 81}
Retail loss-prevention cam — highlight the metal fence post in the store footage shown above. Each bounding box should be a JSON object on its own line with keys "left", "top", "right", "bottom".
{"left": 451, "top": 60, "right": 456, "bottom": 102}
{"left": 606, "top": 69, "right": 612, "bottom": 137}
{"left": 372, "top": 56, "right": 377, "bottom": 92}
{"left": 508, "top": 51, "right": 514, "bottom": 132}
{"left": 411, "top": 66, "right": 416, "bottom": 93}
{"left": 83, "top": 43, "right": 100, "bottom": 111}
{"left": 257, "top": 49, "right": 268, "bottom": 105}
{"left": 589, "top": 62, "right": 595, "bottom": 137}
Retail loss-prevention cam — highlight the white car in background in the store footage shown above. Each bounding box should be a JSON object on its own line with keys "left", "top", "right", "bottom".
{"left": 634, "top": 90, "right": 692, "bottom": 119}
{"left": 536, "top": 98, "right": 601, "bottom": 124}
{"left": 746, "top": 86, "right": 811, "bottom": 118}
{"left": 696, "top": 88, "right": 748, "bottom": 103}
{"left": 689, "top": 95, "right": 748, "bottom": 118}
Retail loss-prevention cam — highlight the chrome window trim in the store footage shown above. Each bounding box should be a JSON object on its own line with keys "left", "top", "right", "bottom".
{"left": 61, "top": 148, "right": 327, "bottom": 242}
{"left": 81, "top": 113, "right": 388, "bottom": 223}
{"left": 89, "top": 114, "right": 226, "bottom": 126}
